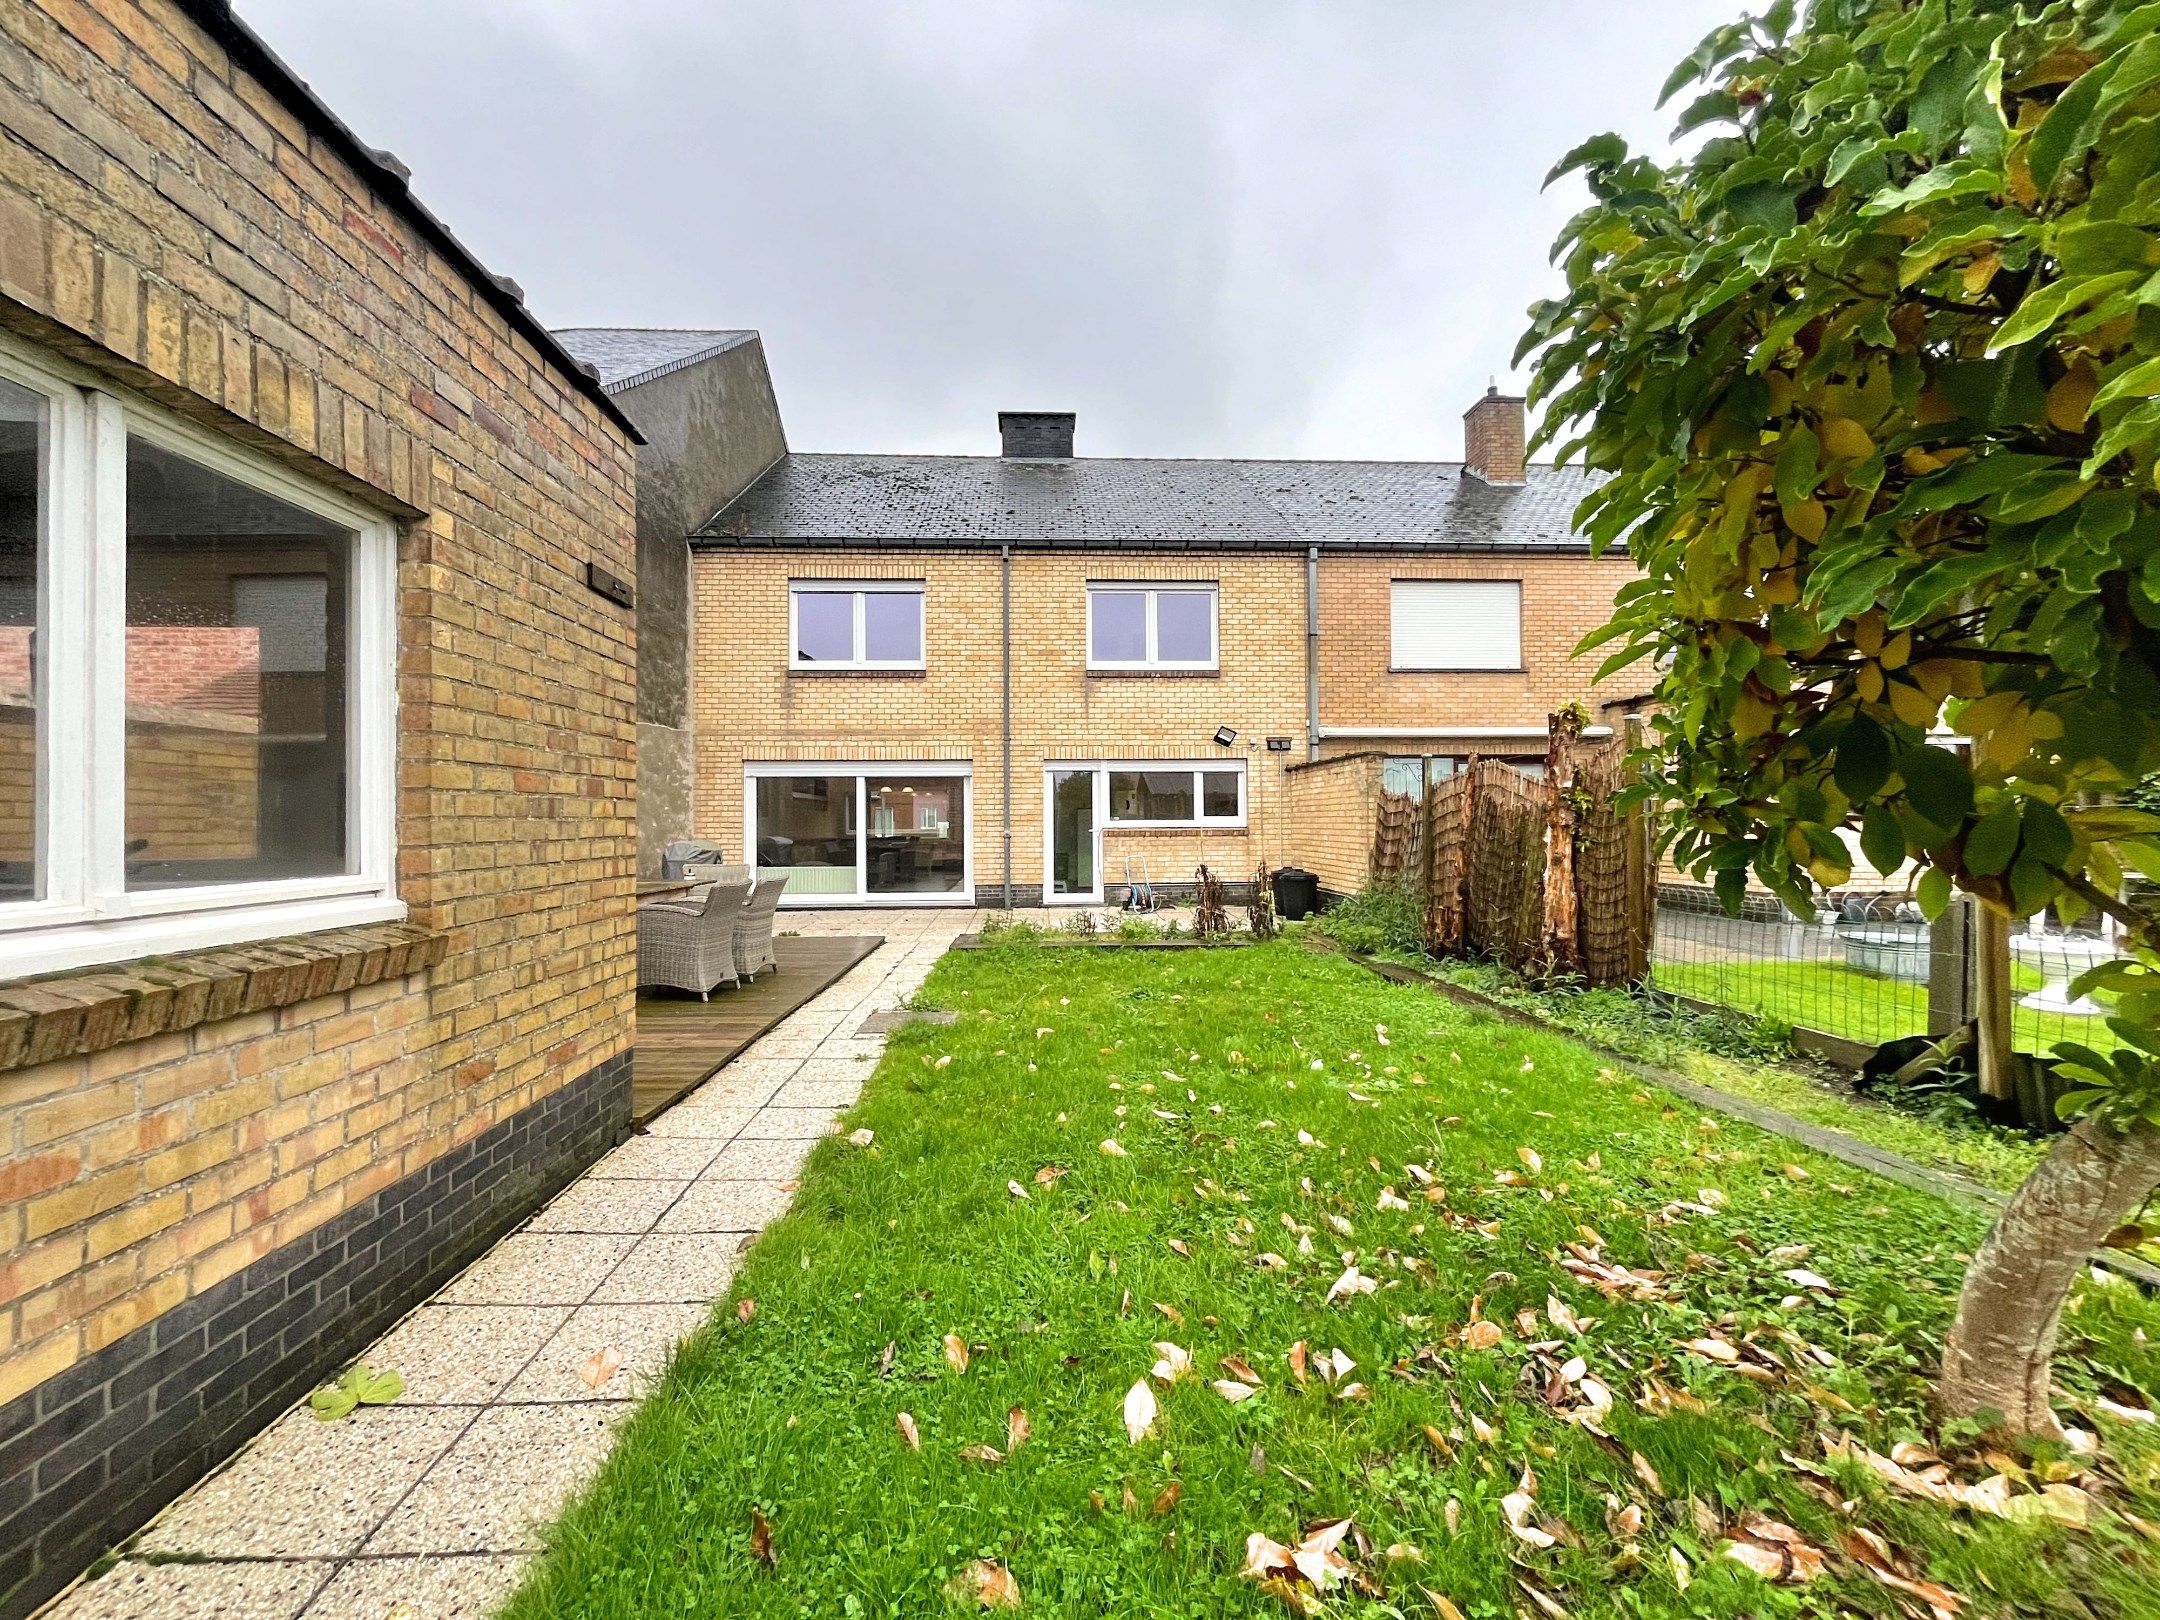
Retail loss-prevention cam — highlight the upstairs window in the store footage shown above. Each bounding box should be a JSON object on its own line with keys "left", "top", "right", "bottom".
{"left": 1087, "top": 583, "right": 1217, "bottom": 670}
{"left": 790, "top": 581, "right": 925, "bottom": 669}
{"left": 1389, "top": 579, "right": 1522, "bottom": 671}
{"left": 0, "top": 335, "right": 399, "bottom": 978}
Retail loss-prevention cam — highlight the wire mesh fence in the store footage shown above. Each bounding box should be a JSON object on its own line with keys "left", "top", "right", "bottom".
{"left": 1649, "top": 884, "right": 2133, "bottom": 1059}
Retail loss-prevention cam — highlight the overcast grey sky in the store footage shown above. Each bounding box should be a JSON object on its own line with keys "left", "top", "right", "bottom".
{"left": 242, "top": 0, "right": 1736, "bottom": 461}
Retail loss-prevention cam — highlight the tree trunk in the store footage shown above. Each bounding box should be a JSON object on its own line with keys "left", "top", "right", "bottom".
{"left": 1939, "top": 1112, "right": 2160, "bottom": 1437}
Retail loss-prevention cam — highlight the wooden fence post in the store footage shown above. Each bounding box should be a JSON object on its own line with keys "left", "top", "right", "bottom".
{"left": 1539, "top": 711, "right": 1584, "bottom": 979}
{"left": 1974, "top": 903, "right": 2017, "bottom": 1104}
{"left": 1622, "top": 713, "right": 1653, "bottom": 983}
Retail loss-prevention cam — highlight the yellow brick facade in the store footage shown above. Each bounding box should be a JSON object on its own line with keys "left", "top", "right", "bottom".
{"left": 1314, "top": 551, "right": 1646, "bottom": 757}
{"left": 0, "top": 0, "right": 637, "bottom": 1409}
{"left": 692, "top": 545, "right": 1642, "bottom": 902}
{"left": 693, "top": 550, "right": 1311, "bottom": 898}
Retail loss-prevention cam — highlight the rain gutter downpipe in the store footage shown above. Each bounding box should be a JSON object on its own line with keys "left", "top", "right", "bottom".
{"left": 1305, "top": 546, "right": 1321, "bottom": 763}
{"left": 1001, "top": 543, "right": 1013, "bottom": 909}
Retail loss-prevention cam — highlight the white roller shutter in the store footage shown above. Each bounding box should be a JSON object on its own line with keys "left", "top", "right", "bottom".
{"left": 1389, "top": 580, "right": 1521, "bottom": 670}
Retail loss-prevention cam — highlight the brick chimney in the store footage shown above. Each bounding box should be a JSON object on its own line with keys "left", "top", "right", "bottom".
{"left": 1462, "top": 386, "right": 1527, "bottom": 485}
{"left": 999, "top": 411, "right": 1075, "bottom": 459}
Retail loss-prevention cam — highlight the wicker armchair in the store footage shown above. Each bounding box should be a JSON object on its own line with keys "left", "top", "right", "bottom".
{"left": 636, "top": 877, "right": 751, "bottom": 998}
{"left": 733, "top": 873, "right": 786, "bottom": 981}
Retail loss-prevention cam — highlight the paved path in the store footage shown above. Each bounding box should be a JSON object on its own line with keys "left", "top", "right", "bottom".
{"left": 48, "top": 908, "right": 993, "bottom": 1620}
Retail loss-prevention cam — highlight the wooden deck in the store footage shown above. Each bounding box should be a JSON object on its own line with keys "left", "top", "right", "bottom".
{"left": 632, "top": 934, "right": 883, "bottom": 1124}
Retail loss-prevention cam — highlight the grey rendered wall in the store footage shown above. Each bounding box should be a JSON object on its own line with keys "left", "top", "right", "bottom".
{"left": 613, "top": 339, "right": 787, "bottom": 874}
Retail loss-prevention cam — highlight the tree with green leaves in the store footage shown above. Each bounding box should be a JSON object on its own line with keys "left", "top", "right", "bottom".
{"left": 1521, "top": 0, "right": 2160, "bottom": 1437}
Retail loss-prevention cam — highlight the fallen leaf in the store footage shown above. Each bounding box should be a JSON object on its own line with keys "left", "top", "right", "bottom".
{"left": 737, "top": 1299, "right": 757, "bottom": 1324}
{"left": 1007, "top": 1406, "right": 1030, "bottom": 1451}
{"left": 1034, "top": 1165, "right": 1067, "bottom": 1185}
{"left": 1518, "top": 1147, "right": 1542, "bottom": 1175}
{"left": 958, "top": 1443, "right": 1005, "bottom": 1467}
{"left": 1007, "top": 1179, "right": 1031, "bottom": 1200}
{"left": 1152, "top": 1481, "right": 1182, "bottom": 1515}
{"left": 847, "top": 1127, "right": 875, "bottom": 1147}
{"left": 1720, "top": 1515, "right": 1827, "bottom": 1583}
{"left": 1099, "top": 1139, "right": 1127, "bottom": 1158}
{"left": 1288, "top": 1341, "right": 1308, "bottom": 1383}
{"left": 1325, "top": 1265, "right": 1377, "bottom": 1304}
{"left": 1214, "top": 1379, "right": 1259, "bottom": 1402}
{"left": 1840, "top": 1527, "right": 1964, "bottom": 1618}
{"left": 944, "top": 1334, "right": 970, "bottom": 1374}
{"left": 1168, "top": 1238, "right": 1193, "bottom": 1257}
{"left": 1151, "top": 1341, "right": 1192, "bottom": 1383}
{"left": 1462, "top": 1320, "right": 1503, "bottom": 1351}
{"left": 749, "top": 1506, "right": 775, "bottom": 1568}
{"left": 954, "top": 1558, "right": 1020, "bottom": 1610}
{"left": 1221, "top": 1354, "right": 1261, "bottom": 1383}
{"left": 1124, "top": 1379, "right": 1159, "bottom": 1443}
{"left": 577, "top": 1345, "right": 624, "bottom": 1391}
{"left": 1631, "top": 1451, "right": 1665, "bottom": 1497}
{"left": 1419, "top": 1589, "right": 1466, "bottom": 1620}
{"left": 1667, "top": 1547, "right": 1690, "bottom": 1592}
{"left": 1680, "top": 1337, "right": 1739, "bottom": 1365}
{"left": 1501, "top": 1487, "right": 1556, "bottom": 1549}
{"left": 896, "top": 1411, "right": 920, "bottom": 1450}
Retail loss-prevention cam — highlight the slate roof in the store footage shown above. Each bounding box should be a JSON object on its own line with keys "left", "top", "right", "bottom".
{"left": 694, "top": 453, "right": 1601, "bottom": 552}
{"left": 553, "top": 328, "right": 756, "bottom": 393}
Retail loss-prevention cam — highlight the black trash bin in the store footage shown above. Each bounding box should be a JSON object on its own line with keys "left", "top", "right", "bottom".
{"left": 1273, "top": 867, "right": 1319, "bottom": 922}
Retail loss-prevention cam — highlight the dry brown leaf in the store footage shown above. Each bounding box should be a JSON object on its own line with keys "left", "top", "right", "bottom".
{"left": 1152, "top": 1481, "right": 1183, "bottom": 1515}
{"left": 1220, "top": 1354, "right": 1262, "bottom": 1383}
{"left": 1213, "top": 1379, "right": 1259, "bottom": 1402}
{"left": 1154, "top": 1301, "right": 1185, "bottom": 1325}
{"left": 1720, "top": 1515, "right": 1827, "bottom": 1584}
{"left": 944, "top": 1334, "right": 971, "bottom": 1375}
{"left": 578, "top": 1345, "right": 624, "bottom": 1391}
{"left": 749, "top": 1506, "right": 775, "bottom": 1568}
{"left": 1288, "top": 1341, "right": 1309, "bottom": 1384}
{"left": 1419, "top": 1589, "right": 1466, "bottom": 1620}
{"left": 1518, "top": 1147, "right": 1543, "bottom": 1175}
{"left": 1007, "top": 1406, "right": 1030, "bottom": 1452}
{"left": 1325, "top": 1265, "right": 1376, "bottom": 1304}
{"left": 847, "top": 1127, "right": 875, "bottom": 1147}
{"left": 1168, "top": 1238, "right": 1193, "bottom": 1257}
{"left": 736, "top": 1298, "right": 757, "bottom": 1324}
{"left": 1098, "top": 1139, "right": 1127, "bottom": 1158}
{"left": 1150, "top": 1341, "right": 1192, "bottom": 1383}
{"left": 1680, "top": 1336, "right": 1739, "bottom": 1365}
{"left": 1840, "top": 1527, "right": 1964, "bottom": 1618}
{"left": 1034, "top": 1165, "right": 1066, "bottom": 1184}
{"left": 1631, "top": 1451, "right": 1665, "bottom": 1497}
{"left": 958, "top": 1443, "right": 1005, "bottom": 1467}
{"left": 1007, "top": 1179, "right": 1030, "bottom": 1200}
{"left": 896, "top": 1410, "right": 921, "bottom": 1451}
{"left": 954, "top": 1559, "right": 1020, "bottom": 1610}
{"left": 1123, "top": 1379, "right": 1159, "bottom": 1443}
{"left": 1516, "top": 1578, "right": 1571, "bottom": 1619}
{"left": 1462, "top": 1320, "right": 1503, "bottom": 1351}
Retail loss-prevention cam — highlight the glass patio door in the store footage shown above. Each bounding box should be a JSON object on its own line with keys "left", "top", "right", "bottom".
{"left": 1048, "top": 768, "right": 1100, "bottom": 902}
{"left": 749, "top": 766, "right": 971, "bottom": 904}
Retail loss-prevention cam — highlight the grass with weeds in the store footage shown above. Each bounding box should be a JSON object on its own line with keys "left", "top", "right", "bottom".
{"left": 506, "top": 942, "right": 2160, "bottom": 1618}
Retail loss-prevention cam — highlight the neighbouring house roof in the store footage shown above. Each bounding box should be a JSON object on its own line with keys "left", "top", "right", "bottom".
{"left": 553, "top": 328, "right": 757, "bottom": 394}
{"left": 172, "top": 2, "right": 642, "bottom": 444}
{"left": 692, "top": 454, "right": 1603, "bottom": 553}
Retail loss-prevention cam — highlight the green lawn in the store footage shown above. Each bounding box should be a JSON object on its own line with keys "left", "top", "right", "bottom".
{"left": 1654, "top": 954, "right": 2126, "bottom": 1057}
{"left": 506, "top": 941, "right": 2160, "bottom": 1618}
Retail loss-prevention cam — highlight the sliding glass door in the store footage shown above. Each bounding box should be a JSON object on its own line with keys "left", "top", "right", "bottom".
{"left": 747, "top": 765, "right": 971, "bottom": 904}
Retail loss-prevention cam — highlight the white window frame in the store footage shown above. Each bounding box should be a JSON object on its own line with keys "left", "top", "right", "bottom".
{"left": 1389, "top": 578, "right": 1523, "bottom": 672}
{"left": 743, "top": 760, "right": 973, "bottom": 907}
{"left": 787, "top": 580, "right": 926, "bottom": 671}
{"left": 1041, "top": 760, "right": 1247, "bottom": 905}
{"left": 0, "top": 331, "right": 402, "bottom": 979}
{"left": 1085, "top": 583, "right": 1219, "bottom": 671}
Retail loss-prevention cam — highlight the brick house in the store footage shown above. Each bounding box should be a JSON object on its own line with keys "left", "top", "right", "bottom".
{"left": 688, "top": 390, "right": 1639, "bottom": 907}
{"left": 0, "top": 3, "right": 639, "bottom": 1611}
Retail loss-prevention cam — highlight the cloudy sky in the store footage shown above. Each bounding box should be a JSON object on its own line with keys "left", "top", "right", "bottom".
{"left": 243, "top": 0, "right": 1736, "bottom": 461}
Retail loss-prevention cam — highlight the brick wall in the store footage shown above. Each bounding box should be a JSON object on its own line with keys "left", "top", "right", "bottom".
{"left": 691, "top": 549, "right": 1312, "bottom": 897}
{"left": 1282, "top": 754, "right": 1382, "bottom": 899}
{"left": 0, "top": 1, "right": 638, "bottom": 1606}
{"left": 1314, "top": 551, "right": 1643, "bottom": 743}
